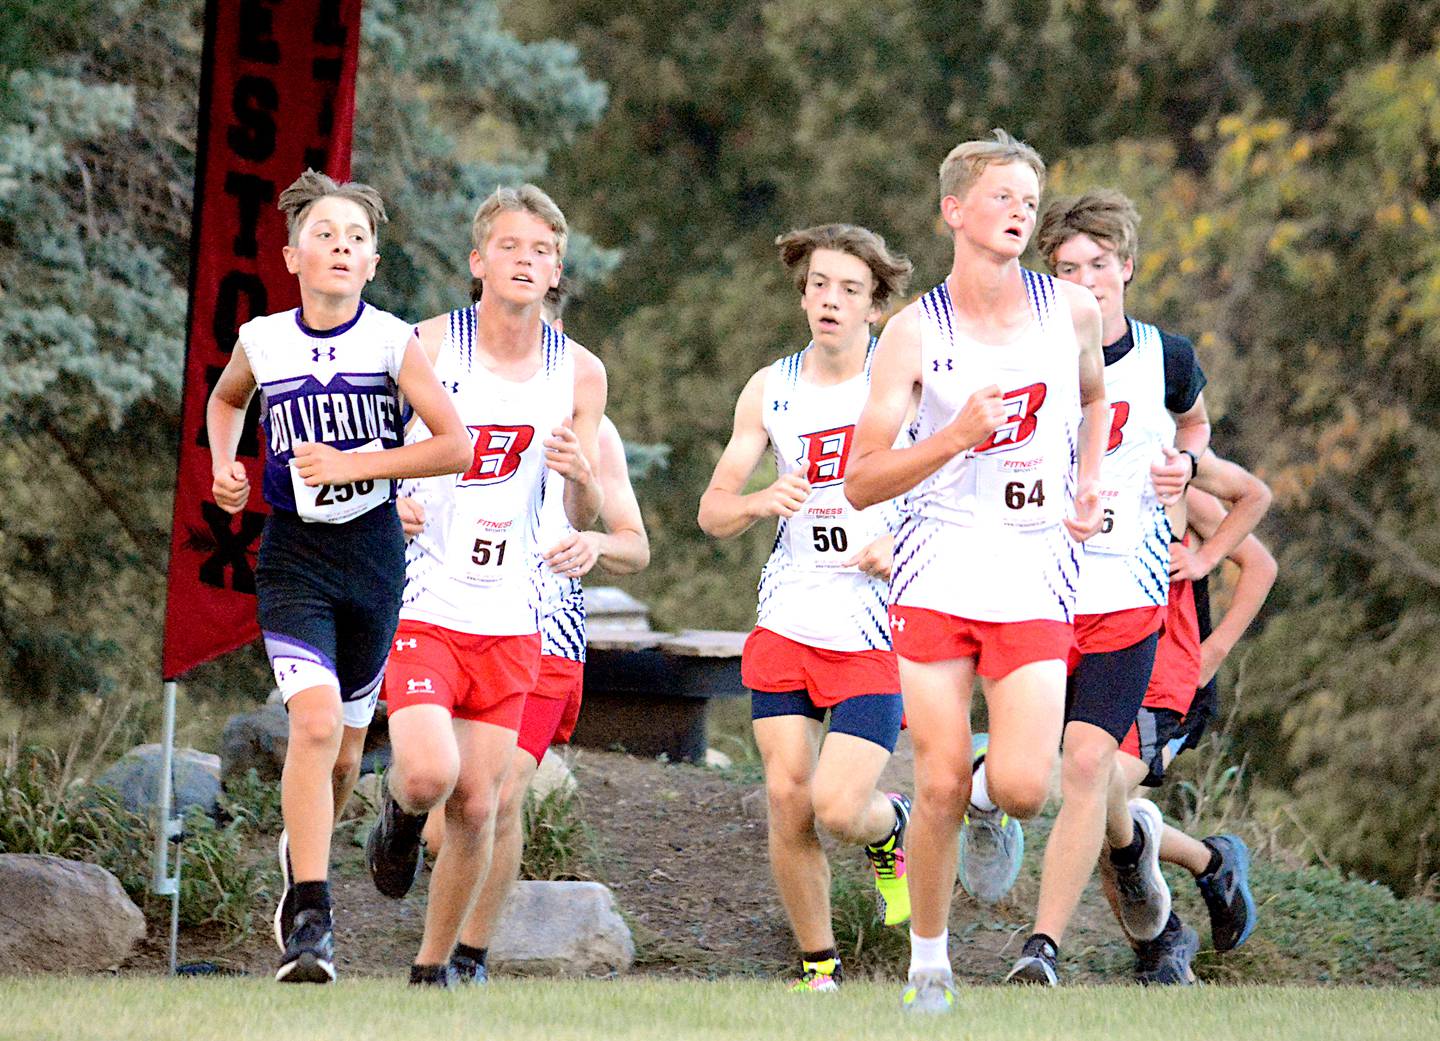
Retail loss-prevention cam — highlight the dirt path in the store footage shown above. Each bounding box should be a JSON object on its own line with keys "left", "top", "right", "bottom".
{"left": 128, "top": 739, "right": 1134, "bottom": 982}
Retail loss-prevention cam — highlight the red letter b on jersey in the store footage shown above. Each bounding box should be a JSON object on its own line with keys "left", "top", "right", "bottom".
{"left": 460, "top": 425, "right": 535, "bottom": 485}
{"left": 798, "top": 425, "right": 854, "bottom": 487}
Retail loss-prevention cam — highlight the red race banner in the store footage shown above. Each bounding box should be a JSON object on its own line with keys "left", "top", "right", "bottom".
{"left": 163, "top": 0, "right": 363, "bottom": 680}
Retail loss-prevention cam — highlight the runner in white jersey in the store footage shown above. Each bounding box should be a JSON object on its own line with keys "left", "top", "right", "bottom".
{"left": 844, "top": 132, "right": 1108, "bottom": 1008}
{"left": 416, "top": 289, "right": 651, "bottom": 986}
{"left": 699, "top": 224, "right": 915, "bottom": 992}
{"left": 363, "top": 185, "right": 608, "bottom": 988}
{"left": 207, "top": 171, "right": 470, "bottom": 985}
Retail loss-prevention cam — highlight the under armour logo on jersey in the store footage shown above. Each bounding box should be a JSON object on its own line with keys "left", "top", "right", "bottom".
{"left": 798, "top": 425, "right": 855, "bottom": 487}
{"left": 395, "top": 637, "right": 417, "bottom": 651}
{"left": 772, "top": 400, "right": 790, "bottom": 412}
{"left": 311, "top": 345, "right": 337, "bottom": 362}
{"left": 406, "top": 678, "right": 434, "bottom": 694}
{"left": 444, "top": 380, "right": 460, "bottom": 394}
{"left": 932, "top": 358, "right": 954, "bottom": 372}
{"left": 459, "top": 424, "right": 536, "bottom": 486}
{"left": 889, "top": 614, "right": 906, "bottom": 632}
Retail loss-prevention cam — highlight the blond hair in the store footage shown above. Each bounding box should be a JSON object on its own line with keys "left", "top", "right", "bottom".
{"left": 470, "top": 184, "right": 568, "bottom": 257}
{"left": 278, "top": 169, "right": 387, "bottom": 246}
{"left": 775, "top": 224, "right": 913, "bottom": 311}
{"left": 1036, "top": 190, "right": 1142, "bottom": 270}
{"left": 938, "top": 128, "right": 1046, "bottom": 203}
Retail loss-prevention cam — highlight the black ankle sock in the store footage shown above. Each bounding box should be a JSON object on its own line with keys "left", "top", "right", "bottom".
{"left": 1028, "top": 933, "right": 1059, "bottom": 960}
{"left": 802, "top": 947, "right": 838, "bottom": 966}
{"left": 1200, "top": 846, "right": 1223, "bottom": 878}
{"left": 292, "top": 881, "right": 331, "bottom": 914}
{"left": 1109, "top": 826, "right": 1146, "bottom": 867}
{"left": 454, "top": 943, "right": 488, "bottom": 967}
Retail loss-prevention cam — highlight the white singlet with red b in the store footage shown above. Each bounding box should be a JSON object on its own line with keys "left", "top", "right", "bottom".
{"left": 399, "top": 308, "right": 574, "bottom": 636}
{"left": 890, "top": 272, "right": 1082, "bottom": 623}
{"left": 1076, "top": 319, "right": 1174, "bottom": 614}
{"left": 755, "top": 341, "right": 899, "bottom": 652}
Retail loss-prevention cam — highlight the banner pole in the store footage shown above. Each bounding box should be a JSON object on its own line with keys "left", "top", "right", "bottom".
{"left": 151, "top": 680, "right": 182, "bottom": 975}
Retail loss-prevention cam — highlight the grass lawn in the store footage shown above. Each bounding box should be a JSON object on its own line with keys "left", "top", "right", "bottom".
{"left": 1, "top": 978, "right": 1436, "bottom": 1041}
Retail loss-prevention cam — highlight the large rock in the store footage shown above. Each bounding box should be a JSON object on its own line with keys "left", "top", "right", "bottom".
{"left": 490, "top": 881, "right": 634, "bottom": 976}
{"left": 95, "top": 744, "right": 221, "bottom": 819}
{"left": 0, "top": 854, "right": 145, "bottom": 972}
{"left": 531, "top": 748, "right": 577, "bottom": 800}
{"left": 219, "top": 704, "right": 289, "bottom": 784}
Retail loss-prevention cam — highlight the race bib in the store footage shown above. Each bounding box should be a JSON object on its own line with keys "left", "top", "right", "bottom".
{"left": 447, "top": 514, "right": 521, "bottom": 586}
{"left": 787, "top": 504, "right": 861, "bottom": 573}
{"left": 975, "top": 453, "right": 1060, "bottom": 530}
{"left": 290, "top": 439, "right": 390, "bottom": 524}
{"left": 1086, "top": 478, "right": 1144, "bottom": 555}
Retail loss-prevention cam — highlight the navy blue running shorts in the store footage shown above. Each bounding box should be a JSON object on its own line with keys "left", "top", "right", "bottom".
{"left": 751, "top": 690, "right": 903, "bottom": 752}
{"left": 1064, "top": 629, "right": 1161, "bottom": 744}
{"left": 256, "top": 504, "right": 405, "bottom": 729}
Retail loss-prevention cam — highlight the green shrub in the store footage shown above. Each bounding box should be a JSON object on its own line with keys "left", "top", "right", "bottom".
{"left": 1, "top": 742, "right": 268, "bottom": 944}
{"left": 520, "top": 784, "right": 599, "bottom": 882}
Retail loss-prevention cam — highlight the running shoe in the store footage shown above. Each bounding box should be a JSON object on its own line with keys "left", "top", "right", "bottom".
{"left": 1006, "top": 934, "right": 1059, "bottom": 986}
{"left": 1196, "top": 834, "right": 1256, "bottom": 952}
{"left": 275, "top": 908, "right": 335, "bottom": 984}
{"left": 273, "top": 830, "right": 295, "bottom": 952}
{"left": 450, "top": 951, "right": 490, "bottom": 986}
{"left": 864, "top": 793, "right": 912, "bottom": 926}
{"left": 900, "top": 968, "right": 956, "bottom": 1012}
{"left": 365, "top": 773, "right": 426, "bottom": 899}
{"left": 1112, "top": 798, "right": 1171, "bottom": 941}
{"left": 957, "top": 733, "right": 1025, "bottom": 904}
{"left": 788, "top": 957, "right": 842, "bottom": 993}
{"left": 409, "top": 962, "right": 459, "bottom": 988}
{"left": 1134, "top": 917, "right": 1200, "bottom": 985}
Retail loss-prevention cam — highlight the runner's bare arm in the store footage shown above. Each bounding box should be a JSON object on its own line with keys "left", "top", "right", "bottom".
{"left": 1187, "top": 489, "right": 1277, "bottom": 685}
{"left": 550, "top": 346, "right": 607, "bottom": 530}
{"left": 1170, "top": 452, "right": 1272, "bottom": 580}
{"left": 845, "top": 306, "right": 1002, "bottom": 510}
{"left": 698, "top": 369, "right": 810, "bottom": 539}
{"left": 292, "top": 335, "right": 471, "bottom": 487}
{"left": 1064, "top": 283, "right": 1107, "bottom": 541}
{"left": 1174, "top": 391, "right": 1211, "bottom": 457}
{"left": 544, "top": 415, "right": 650, "bottom": 577}
{"left": 207, "top": 340, "right": 257, "bottom": 514}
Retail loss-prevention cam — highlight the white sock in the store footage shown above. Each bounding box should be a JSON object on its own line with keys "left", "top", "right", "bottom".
{"left": 909, "top": 929, "right": 950, "bottom": 976}
{"left": 970, "top": 760, "right": 997, "bottom": 813}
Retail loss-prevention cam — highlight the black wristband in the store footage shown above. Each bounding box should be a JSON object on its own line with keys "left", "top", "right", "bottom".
{"left": 1181, "top": 449, "right": 1199, "bottom": 482}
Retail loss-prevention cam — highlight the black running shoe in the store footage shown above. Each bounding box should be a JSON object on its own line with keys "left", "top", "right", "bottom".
{"left": 365, "top": 775, "right": 425, "bottom": 899}
{"left": 410, "top": 962, "right": 459, "bottom": 988}
{"left": 450, "top": 952, "right": 490, "bottom": 986}
{"left": 1005, "top": 934, "right": 1059, "bottom": 986}
{"left": 275, "top": 908, "right": 335, "bottom": 984}
{"left": 1134, "top": 917, "right": 1200, "bottom": 986}
{"left": 1196, "top": 834, "right": 1256, "bottom": 952}
{"left": 273, "top": 830, "right": 296, "bottom": 952}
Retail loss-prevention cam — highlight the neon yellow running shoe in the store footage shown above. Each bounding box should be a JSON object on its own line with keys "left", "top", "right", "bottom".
{"left": 864, "top": 793, "right": 912, "bottom": 926}
{"left": 788, "top": 957, "right": 841, "bottom": 993}
{"left": 900, "top": 968, "right": 956, "bottom": 1013}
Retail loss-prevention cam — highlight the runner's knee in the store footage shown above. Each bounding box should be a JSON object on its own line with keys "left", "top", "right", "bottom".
{"left": 811, "top": 787, "right": 867, "bottom": 841}
{"left": 287, "top": 699, "right": 344, "bottom": 749}
{"left": 765, "top": 772, "right": 816, "bottom": 833}
{"left": 394, "top": 768, "right": 455, "bottom": 812}
{"left": 1061, "top": 736, "right": 1115, "bottom": 794}
{"left": 915, "top": 772, "right": 969, "bottom": 823}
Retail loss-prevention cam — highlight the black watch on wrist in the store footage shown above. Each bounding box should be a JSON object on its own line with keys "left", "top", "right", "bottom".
{"left": 1180, "top": 449, "right": 1200, "bottom": 483}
